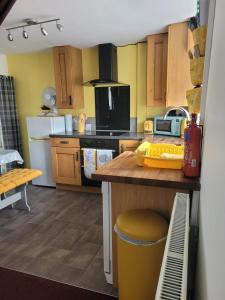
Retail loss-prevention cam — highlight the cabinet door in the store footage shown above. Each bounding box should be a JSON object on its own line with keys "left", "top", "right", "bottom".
{"left": 166, "top": 22, "right": 194, "bottom": 107}
{"left": 119, "top": 140, "right": 141, "bottom": 154}
{"left": 53, "top": 46, "right": 72, "bottom": 108}
{"left": 51, "top": 147, "right": 81, "bottom": 186}
{"left": 51, "top": 138, "right": 80, "bottom": 148}
{"left": 147, "top": 33, "right": 168, "bottom": 107}
{"left": 71, "top": 47, "right": 84, "bottom": 110}
{"left": 53, "top": 46, "right": 84, "bottom": 109}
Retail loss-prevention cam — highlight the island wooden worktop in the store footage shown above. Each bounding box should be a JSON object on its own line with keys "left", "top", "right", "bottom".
{"left": 92, "top": 151, "right": 200, "bottom": 191}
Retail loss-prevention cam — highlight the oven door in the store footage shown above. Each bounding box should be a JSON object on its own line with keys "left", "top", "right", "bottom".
{"left": 80, "top": 150, "right": 101, "bottom": 187}
{"left": 80, "top": 150, "right": 118, "bottom": 187}
{"left": 80, "top": 139, "right": 119, "bottom": 187}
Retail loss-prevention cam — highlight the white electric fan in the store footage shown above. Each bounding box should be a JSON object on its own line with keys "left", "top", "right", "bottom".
{"left": 41, "top": 87, "right": 58, "bottom": 116}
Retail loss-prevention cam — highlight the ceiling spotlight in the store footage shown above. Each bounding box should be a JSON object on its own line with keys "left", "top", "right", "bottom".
{"left": 40, "top": 25, "right": 48, "bottom": 36}
{"left": 56, "top": 21, "right": 63, "bottom": 32}
{"left": 6, "top": 18, "right": 63, "bottom": 42}
{"left": 22, "top": 27, "right": 28, "bottom": 39}
{"left": 7, "top": 30, "right": 13, "bottom": 42}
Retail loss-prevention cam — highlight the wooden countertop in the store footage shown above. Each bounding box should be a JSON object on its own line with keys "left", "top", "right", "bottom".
{"left": 143, "top": 135, "right": 184, "bottom": 145}
{"left": 92, "top": 151, "right": 200, "bottom": 191}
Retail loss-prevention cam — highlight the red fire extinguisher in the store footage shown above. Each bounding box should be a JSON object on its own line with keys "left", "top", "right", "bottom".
{"left": 184, "top": 114, "right": 202, "bottom": 177}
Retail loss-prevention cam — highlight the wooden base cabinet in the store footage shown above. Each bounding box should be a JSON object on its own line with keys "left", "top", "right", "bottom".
{"left": 51, "top": 138, "right": 81, "bottom": 186}
{"left": 119, "top": 140, "right": 141, "bottom": 154}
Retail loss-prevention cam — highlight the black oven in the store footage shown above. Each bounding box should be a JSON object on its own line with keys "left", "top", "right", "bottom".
{"left": 80, "top": 138, "right": 119, "bottom": 187}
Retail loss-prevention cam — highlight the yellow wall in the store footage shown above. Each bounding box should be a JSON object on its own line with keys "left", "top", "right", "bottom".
{"left": 7, "top": 50, "right": 55, "bottom": 166}
{"left": 118, "top": 45, "right": 137, "bottom": 117}
{"left": 136, "top": 43, "right": 147, "bottom": 131}
{"left": 7, "top": 45, "right": 166, "bottom": 165}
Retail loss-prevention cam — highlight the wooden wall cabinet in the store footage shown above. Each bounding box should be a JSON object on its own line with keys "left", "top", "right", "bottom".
{"left": 51, "top": 138, "right": 81, "bottom": 186}
{"left": 147, "top": 22, "right": 193, "bottom": 108}
{"left": 119, "top": 140, "right": 141, "bottom": 154}
{"left": 147, "top": 33, "right": 168, "bottom": 107}
{"left": 53, "top": 46, "right": 84, "bottom": 109}
{"left": 166, "top": 22, "right": 194, "bottom": 107}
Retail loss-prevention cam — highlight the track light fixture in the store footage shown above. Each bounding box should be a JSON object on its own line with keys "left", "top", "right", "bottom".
{"left": 7, "top": 30, "right": 13, "bottom": 42}
{"left": 22, "top": 27, "right": 28, "bottom": 39}
{"left": 6, "top": 18, "right": 63, "bottom": 42}
{"left": 40, "top": 25, "right": 48, "bottom": 36}
{"left": 56, "top": 21, "right": 63, "bottom": 32}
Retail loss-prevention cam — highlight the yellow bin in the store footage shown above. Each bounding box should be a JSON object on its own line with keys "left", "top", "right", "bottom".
{"left": 115, "top": 209, "right": 168, "bottom": 300}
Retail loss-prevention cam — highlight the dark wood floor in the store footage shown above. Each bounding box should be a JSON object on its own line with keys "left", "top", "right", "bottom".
{"left": 0, "top": 185, "right": 117, "bottom": 297}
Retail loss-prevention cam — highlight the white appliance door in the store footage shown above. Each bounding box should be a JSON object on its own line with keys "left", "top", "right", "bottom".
{"left": 102, "top": 181, "right": 113, "bottom": 284}
{"left": 27, "top": 117, "right": 53, "bottom": 138}
{"left": 29, "top": 139, "right": 55, "bottom": 187}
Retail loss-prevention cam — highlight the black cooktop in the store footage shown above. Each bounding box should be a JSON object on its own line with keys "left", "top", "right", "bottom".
{"left": 95, "top": 131, "right": 127, "bottom": 136}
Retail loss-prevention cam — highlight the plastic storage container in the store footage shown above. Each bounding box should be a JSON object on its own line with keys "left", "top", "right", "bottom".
{"left": 115, "top": 209, "right": 168, "bottom": 300}
{"left": 135, "top": 142, "right": 151, "bottom": 166}
{"left": 144, "top": 143, "right": 184, "bottom": 170}
{"left": 135, "top": 143, "right": 184, "bottom": 170}
{"left": 135, "top": 142, "right": 184, "bottom": 169}
{"left": 186, "top": 86, "right": 202, "bottom": 114}
{"left": 192, "top": 25, "right": 207, "bottom": 56}
{"left": 190, "top": 57, "right": 205, "bottom": 86}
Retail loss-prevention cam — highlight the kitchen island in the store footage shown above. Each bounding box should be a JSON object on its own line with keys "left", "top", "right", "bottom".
{"left": 92, "top": 151, "right": 200, "bottom": 287}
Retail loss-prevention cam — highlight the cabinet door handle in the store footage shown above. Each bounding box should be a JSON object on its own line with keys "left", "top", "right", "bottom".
{"left": 60, "top": 141, "right": 69, "bottom": 144}
{"left": 68, "top": 95, "right": 72, "bottom": 105}
{"left": 75, "top": 152, "right": 79, "bottom": 161}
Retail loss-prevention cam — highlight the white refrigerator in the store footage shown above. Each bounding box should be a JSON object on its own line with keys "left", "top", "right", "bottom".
{"left": 27, "top": 116, "right": 65, "bottom": 187}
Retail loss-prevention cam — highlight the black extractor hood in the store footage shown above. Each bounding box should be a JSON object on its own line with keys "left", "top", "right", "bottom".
{"left": 83, "top": 43, "right": 126, "bottom": 87}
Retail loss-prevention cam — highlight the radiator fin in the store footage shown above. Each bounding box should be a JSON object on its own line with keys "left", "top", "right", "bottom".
{"left": 155, "top": 193, "right": 189, "bottom": 300}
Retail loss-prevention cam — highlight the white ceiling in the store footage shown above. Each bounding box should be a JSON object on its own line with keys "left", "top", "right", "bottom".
{"left": 0, "top": 0, "right": 196, "bottom": 54}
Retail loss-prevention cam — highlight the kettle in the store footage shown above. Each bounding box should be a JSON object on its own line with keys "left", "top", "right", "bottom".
{"left": 78, "top": 112, "right": 87, "bottom": 133}
{"left": 144, "top": 119, "right": 154, "bottom": 134}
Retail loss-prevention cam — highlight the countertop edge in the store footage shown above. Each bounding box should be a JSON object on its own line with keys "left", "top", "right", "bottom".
{"left": 92, "top": 173, "right": 201, "bottom": 191}
{"left": 49, "top": 132, "right": 144, "bottom": 140}
{"left": 49, "top": 135, "right": 143, "bottom": 140}
{"left": 49, "top": 132, "right": 184, "bottom": 142}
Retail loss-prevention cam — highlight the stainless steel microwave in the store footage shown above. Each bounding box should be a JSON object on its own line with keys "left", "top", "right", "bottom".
{"left": 154, "top": 116, "right": 183, "bottom": 136}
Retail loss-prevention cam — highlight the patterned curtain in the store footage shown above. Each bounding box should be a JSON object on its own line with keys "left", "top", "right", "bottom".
{"left": 0, "top": 76, "right": 22, "bottom": 159}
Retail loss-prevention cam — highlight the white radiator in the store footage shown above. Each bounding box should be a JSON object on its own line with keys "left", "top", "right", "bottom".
{"left": 155, "top": 193, "right": 190, "bottom": 300}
